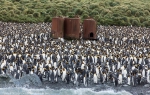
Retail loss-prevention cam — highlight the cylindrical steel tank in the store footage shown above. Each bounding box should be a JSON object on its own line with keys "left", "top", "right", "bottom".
{"left": 64, "top": 18, "right": 80, "bottom": 39}
{"left": 83, "top": 18, "right": 97, "bottom": 40}
{"left": 51, "top": 17, "right": 64, "bottom": 38}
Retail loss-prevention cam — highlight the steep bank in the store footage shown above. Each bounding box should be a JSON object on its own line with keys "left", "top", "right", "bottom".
{"left": 0, "top": 0, "right": 150, "bottom": 27}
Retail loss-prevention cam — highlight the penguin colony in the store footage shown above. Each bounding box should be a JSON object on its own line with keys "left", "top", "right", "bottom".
{"left": 0, "top": 22, "right": 150, "bottom": 87}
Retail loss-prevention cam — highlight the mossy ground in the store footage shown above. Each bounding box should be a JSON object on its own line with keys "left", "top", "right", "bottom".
{"left": 0, "top": 0, "right": 150, "bottom": 27}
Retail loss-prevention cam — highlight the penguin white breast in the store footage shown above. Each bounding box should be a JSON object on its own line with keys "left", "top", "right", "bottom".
{"left": 10, "top": 66, "right": 14, "bottom": 71}
{"left": 81, "top": 64, "right": 85, "bottom": 70}
{"left": 57, "top": 68, "right": 61, "bottom": 76}
{"left": 118, "top": 74, "right": 122, "bottom": 84}
{"left": 93, "top": 74, "right": 98, "bottom": 83}
{"left": 42, "top": 53, "right": 46, "bottom": 59}
{"left": 121, "top": 66, "right": 124, "bottom": 73}
{"left": 147, "top": 70, "right": 150, "bottom": 83}
{"left": 1, "top": 62, "right": 6, "bottom": 69}
{"left": 75, "top": 73, "right": 78, "bottom": 81}
{"left": 123, "top": 69, "right": 127, "bottom": 78}
{"left": 117, "top": 62, "right": 121, "bottom": 69}
{"left": 83, "top": 77, "right": 87, "bottom": 86}
{"left": 2, "top": 46, "right": 5, "bottom": 50}
{"left": 36, "top": 54, "right": 40, "bottom": 59}
{"left": 0, "top": 44, "right": 2, "bottom": 49}
{"left": 54, "top": 62, "right": 57, "bottom": 69}
{"left": 142, "top": 69, "right": 145, "bottom": 77}
{"left": 62, "top": 69, "right": 66, "bottom": 81}
{"left": 112, "top": 65, "right": 115, "bottom": 72}
{"left": 127, "top": 77, "right": 131, "bottom": 85}
{"left": 132, "top": 66, "right": 135, "bottom": 70}
{"left": 53, "top": 70, "right": 57, "bottom": 76}
{"left": 95, "top": 56, "right": 97, "bottom": 63}
{"left": 57, "top": 54, "right": 60, "bottom": 61}
{"left": 96, "top": 67, "right": 100, "bottom": 78}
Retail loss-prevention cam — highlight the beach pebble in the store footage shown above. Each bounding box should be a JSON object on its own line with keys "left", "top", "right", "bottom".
{"left": 146, "top": 91, "right": 150, "bottom": 95}
{"left": 144, "top": 84, "right": 149, "bottom": 88}
{"left": 123, "top": 84, "right": 129, "bottom": 87}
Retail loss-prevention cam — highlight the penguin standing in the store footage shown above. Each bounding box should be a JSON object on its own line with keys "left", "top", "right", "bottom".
{"left": 123, "top": 68, "right": 127, "bottom": 78}
{"left": 83, "top": 74, "right": 88, "bottom": 87}
{"left": 57, "top": 66, "right": 61, "bottom": 77}
{"left": 127, "top": 75, "right": 131, "bottom": 85}
{"left": 132, "top": 73, "right": 136, "bottom": 86}
{"left": 50, "top": 67, "right": 55, "bottom": 83}
{"left": 54, "top": 68, "right": 58, "bottom": 83}
{"left": 112, "top": 64, "right": 115, "bottom": 72}
{"left": 1, "top": 68, "right": 5, "bottom": 75}
{"left": 74, "top": 70, "right": 79, "bottom": 86}
{"left": 53, "top": 62, "right": 57, "bottom": 69}
{"left": 15, "top": 70, "right": 20, "bottom": 79}
{"left": 81, "top": 62, "right": 85, "bottom": 70}
{"left": 142, "top": 68, "right": 145, "bottom": 78}
{"left": 137, "top": 73, "right": 142, "bottom": 85}
{"left": 9, "top": 64, "right": 14, "bottom": 75}
{"left": 48, "top": 68, "right": 52, "bottom": 82}
{"left": 38, "top": 71, "right": 43, "bottom": 82}
{"left": 96, "top": 66, "right": 100, "bottom": 78}
{"left": 114, "top": 76, "right": 118, "bottom": 86}
{"left": 66, "top": 72, "right": 70, "bottom": 84}
{"left": 117, "top": 61, "right": 121, "bottom": 69}
{"left": 102, "top": 72, "right": 106, "bottom": 84}
{"left": 147, "top": 69, "right": 150, "bottom": 83}
{"left": 118, "top": 73, "right": 123, "bottom": 84}
{"left": 30, "top": 69, "right": 34, "bottom": 74}
{"left": 62, "top": 68, "right": 67, "bottom": 82}
{"left": 93, "top": 73, "right": 98, "bottom": 84}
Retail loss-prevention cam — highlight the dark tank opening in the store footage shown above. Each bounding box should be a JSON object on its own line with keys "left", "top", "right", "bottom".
{"left": 90, "top": 32, "right": 94, "bottom": 37}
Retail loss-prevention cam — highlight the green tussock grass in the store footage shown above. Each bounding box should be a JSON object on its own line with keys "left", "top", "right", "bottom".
{"left": 0, "top": 0, "right": 150, "bottom": 27}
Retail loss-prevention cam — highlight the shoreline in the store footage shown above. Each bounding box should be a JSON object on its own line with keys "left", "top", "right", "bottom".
{"left": 0, "top": 78, "right": 149, "bottom": 95}
{"left": 0, "top": 82, "right": 150, "bottom": 95}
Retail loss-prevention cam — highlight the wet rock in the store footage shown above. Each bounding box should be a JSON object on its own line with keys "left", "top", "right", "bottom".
{"left": 144, "top": 84, "right": 149, "bottom": 88}
{"left": 123, "top": 84, "right": 129, "bottom": 87}
{"left": 9, "top": 74, "right": 42, "bottom": 87}
{"left": 0, "top": 74, "right": 10, "bottom": 84}
{"left": 146, "top": 91, "right": 150, "bottom": 94}
{"left": 138, "top": 92, "right": 144, "bottom": 95}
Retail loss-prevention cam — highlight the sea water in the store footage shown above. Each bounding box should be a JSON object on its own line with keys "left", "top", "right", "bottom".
{"left": 0, "top": 87, "right": 132, "bottom": 95}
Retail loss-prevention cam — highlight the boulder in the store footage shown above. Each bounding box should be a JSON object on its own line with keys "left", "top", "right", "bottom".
{"left": 144, "top": 84, "right": 149, "bottom": 88}
{"left": 9, "top": 74, "right": 42, "bottom": 87}
{"left": 0, "top": 74, "right": 10, "bottom": 83}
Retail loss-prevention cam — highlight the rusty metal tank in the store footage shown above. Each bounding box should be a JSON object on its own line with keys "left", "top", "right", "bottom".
{"left": 83, "top": 18, "right": 97, "bottom": 40}
{"left": 51, "top": 17, "right": 64, "bottom": 38}
{"left": 64, "top": 18, "right": 80, "bottom": 39}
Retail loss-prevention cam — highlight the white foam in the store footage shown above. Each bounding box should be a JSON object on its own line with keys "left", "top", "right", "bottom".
{"left": 0, "top": 87, "right": 132, "bottom": 95}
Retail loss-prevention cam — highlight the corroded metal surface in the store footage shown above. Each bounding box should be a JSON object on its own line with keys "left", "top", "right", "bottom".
{"left": 51, "top": 17, "right": 64, "bottom": 38}
{"left": 83, "top": 19, "right": 97, "bottom": 40}
{"left": 64, "top": 18, "right": 80, "bottom": 39}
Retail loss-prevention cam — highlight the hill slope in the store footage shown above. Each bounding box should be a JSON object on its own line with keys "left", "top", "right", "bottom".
{"left": 0, "top": 0, "right": 150, "bottom": 26}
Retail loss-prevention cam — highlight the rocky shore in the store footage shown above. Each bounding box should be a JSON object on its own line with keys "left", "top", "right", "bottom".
{"left": 0, "top": 74, "right": 150, "bottom": 95}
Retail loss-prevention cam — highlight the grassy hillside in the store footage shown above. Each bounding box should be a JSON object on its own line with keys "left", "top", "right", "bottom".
{"left": 0, "top": 0, "right": 150, "bottom": 26}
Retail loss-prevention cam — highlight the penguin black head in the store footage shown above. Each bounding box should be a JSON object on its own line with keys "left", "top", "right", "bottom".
{"left": 67, "top": 72, "right": 70, "bottom": 75}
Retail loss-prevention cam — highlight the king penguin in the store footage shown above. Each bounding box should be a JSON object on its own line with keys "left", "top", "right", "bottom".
{"left": 62, "top": 68, "right": 67, "bottom": 82}
{"left": 147, "top": 68, "right": 150, "bottom": 83}
{"left": 66, "top": 72, "right": 70, "bottom": 84}
{"left": 83, "top": 74, "right": 88, "bottom": 87}
{"left": 137, "top": 72, "right": 142, "bottom": 85}
{"left": 93, "top": 72, "right": 98, "bottom": 84}
{"left": 127, "top": 75, "right": 131, "bottom": 85}
{"left": 132, "top": 73, "right": 136, "bottom": 86}
{"left": 118, "top": 73, "right": 123, "bottom": 85}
